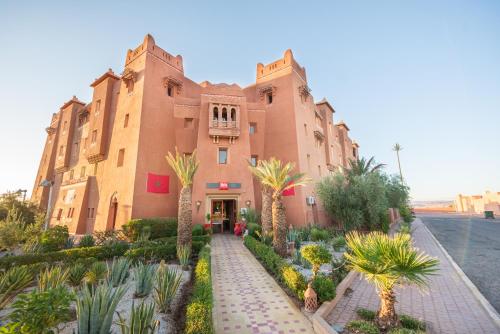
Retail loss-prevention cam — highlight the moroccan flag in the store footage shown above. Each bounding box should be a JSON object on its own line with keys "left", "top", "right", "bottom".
{"left": 147, "top": 173, "right": 169, "bottom": 193}
{"left": 282, "top": 182, "right": 295, "bottom": 196}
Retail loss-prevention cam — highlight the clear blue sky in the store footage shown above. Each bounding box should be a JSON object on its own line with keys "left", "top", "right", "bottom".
{"left": 1, "top": 0, "right": 499, "bottom": 201}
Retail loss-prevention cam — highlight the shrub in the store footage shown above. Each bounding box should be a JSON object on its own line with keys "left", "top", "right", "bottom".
{"left": 240, "top": 207, "right": 260, "bottom": 224}
{"left": 68, "top": 263, "right": 87, "bottom": 287}
{"left": 345, "top": 320, "right": 380, "bottom": 334}
{"left": 244, "top": 236, "right": 307, "bottom": 300}
{"left": 0, "top": 242, "right": 130, "bottom": 270}
{"left": 192, "top": 224, "right": 204, "bottom": 236}
{"left": 125, "top": 239, "right": 205, "bottom": 262}
{"left": 154, "top": 263, "right": 183, "bottom": 313}
{"left": 40, "top": 225, "right": 69, "bottom": 252}
{"left": 399, "top": 315, "right": 426, "bottom": 331}
{"left": 246, "top": 223, "right": 261, "bottom": 238}
{"left": 300, "top": 244, "right": 332, "bottom": 278}
{"left": 84, "top": 261, "right": 108, "bottom": 286}
{"left": 312, "top": 274, "right": 335, "bottom": 303}
{"left": 0, "top": 266, "right": 33, "bottom": 309}
{"left": 79, "top": 234, "right": 95, "bottom": 248}
{"left": 76, "top": 283, "right": 127, "bottom": 334}
{"left": 357, "top": 308, "right": 376, "bottom": 321}
{"left": 117, "top": 301, "right": 159, "bottom": 334}
{"left": 134, "top": 263, "right": 156, "bottom": 298}
{"left": 388, "top": 329, "right": 425, "bottom": 334}
{"left": 123, "top": 218, "right": 177, "bottom": 241}
{"left": 38, "top": 266, "right": 69, "bottom": 291}
{"left": 107, "top": 257, "right": 131, "bottom": 287}
{"left": 177, "top": 245, "right": 191, "bottom": 270}
{"left": 311, "top": 227, "right": 329, "bottom": 242}
{"left": 0, "top": 218, "right": 23, "bottom": 251}
{"left": 185, "top": 245, "right": 213, "bottom": 334}
{"left": 399, "top": 206, "right": 413, "bottom": 224}
{"left": 331, "top": 235, "right": 346, "bottom": 251}
{"left": 9, "top": 286, "right": 74, "bottom": 333}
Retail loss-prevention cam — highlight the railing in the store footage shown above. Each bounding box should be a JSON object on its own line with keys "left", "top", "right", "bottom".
{"left": 211, "top": 120, "right": 237, "bottom": 128}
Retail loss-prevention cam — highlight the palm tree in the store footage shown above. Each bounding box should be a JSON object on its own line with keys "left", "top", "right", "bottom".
{"left": 393, "top": 143, "right": 403, "bottom": 182}
{"left": 165, "top": 148, "right": 199, "bottom": 249}
{"left": 248, "top": 160, "right": 272, "bottom": 235}
{"left": 346, "top": 156, "right": 385, "bottom": 177}
{"left": 344, "top": 231, "right": 439, "bottom": 330}
{"left": 249, "top": 158, "right": 310, "bottom": 256}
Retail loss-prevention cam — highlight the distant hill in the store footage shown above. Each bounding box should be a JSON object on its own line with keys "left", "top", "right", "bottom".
{"left": 411, "top": 200, "right": 455, "bottom": 213}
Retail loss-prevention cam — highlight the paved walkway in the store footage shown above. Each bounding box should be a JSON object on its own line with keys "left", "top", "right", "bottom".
{"left": 326, "top": 219, "right": 500, "bottom": 334}
{"left": 211, "top": 234, "right": 314, "bottom": 334}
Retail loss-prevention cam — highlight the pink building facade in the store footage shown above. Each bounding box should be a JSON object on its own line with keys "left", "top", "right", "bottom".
{"left": 31, "top": 35, "right": 359, "bottom": 234}
{"left": 455, "top": 191, "right": 500, "bottom": 215}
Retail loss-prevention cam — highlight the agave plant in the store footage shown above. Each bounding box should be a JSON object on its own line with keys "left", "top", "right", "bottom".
{"left": 116, "top": 301, "right": 159, "bottom": 334}
{"left": 0, "top": 266, "right": 33, "bottom": 309}
{"left": 177, "top": 245, "right": 191, "bottom": 271}
{"left": 38, "top": 266, "right": 69, "bottom": 291}
{"left": 134, "top": 262, "right": 156, "bottom": 298}
{"left": 68, "top": 263, "right": 88, "bottom": 287}
{"left": 84, "top": 261, "right": 108, "bottom": 286}
{"left": 345, "top": 231, "right": 439, "bottom": 330}
{"left": 154, "top": 263, "right": 182, "bottom": 313}
{"left": 76, "top": 283, "right": 127, "bottom": 334}
{"left": 108, "top": 258, "right": 131, "bottom": 287}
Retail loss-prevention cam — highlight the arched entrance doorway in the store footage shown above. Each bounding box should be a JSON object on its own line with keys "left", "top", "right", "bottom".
{"left": 106, "top": 193, "right": 118, "bottom": 231}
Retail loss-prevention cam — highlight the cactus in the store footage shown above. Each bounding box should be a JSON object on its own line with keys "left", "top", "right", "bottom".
{"left": 134, "top": 263, "right": 156, "bottom": 298}
{"left": 84, "top": 261, "right": 108, "bottom": 286}
{"left": 68, "top": 263, "right": 88, "bottom": 287}
{"left": 0, "top": 266, "right": 33, "bottom": 309}
{"left": 38, "top": 266, "right": 69, "bottom": 291}
{"left": 108, "top": 258, "right": 131, "bottom": 287}
{"left": 76, "top": 283, "right": 127, "bottom": 334}
{"left": 177, "top": 245, "right": 191, "bottom": 271}
{"left": 154, "top": 263, "right": 182, "bottom": 313}
{"left": 116, "top": 301, "right": 159, "bottom": 334}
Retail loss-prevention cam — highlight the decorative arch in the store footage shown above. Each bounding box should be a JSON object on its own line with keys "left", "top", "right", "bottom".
{"left": 106, "top": 192, "right": 119, "bottom": 231}
{"left": 221, "top": 108, "right": 227, "bottom": 122}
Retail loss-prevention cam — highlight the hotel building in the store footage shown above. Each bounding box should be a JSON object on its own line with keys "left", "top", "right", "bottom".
{"left": 31, "top": 35, "right": 359, "bottom": 234}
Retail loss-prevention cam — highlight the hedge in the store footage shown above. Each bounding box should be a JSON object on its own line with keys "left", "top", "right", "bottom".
{"left": 0, "top": 242, "right": 130, "bottom": 270}
{"left": 243, "top": 236, "right": 307, "bottom": 300}
{"left": 125, "top": 237, "right": 210, "bottom": 262}
{"left": 155, "top": 235, "right": 211, "bottom": 245}
{"left": 123, "top": 217, "right": 177, "bottom": 241}
{"left": 184, "top": 245, "right": 213, "bottom": 334}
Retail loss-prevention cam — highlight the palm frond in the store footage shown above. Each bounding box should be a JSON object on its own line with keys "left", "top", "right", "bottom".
{"left": 165, "top": 148, "right": 199, "bottom": 187}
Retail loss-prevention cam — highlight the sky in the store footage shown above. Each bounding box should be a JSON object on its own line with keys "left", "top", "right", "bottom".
{"left": 0, "top": 0, "right": 499, "bottom": 201}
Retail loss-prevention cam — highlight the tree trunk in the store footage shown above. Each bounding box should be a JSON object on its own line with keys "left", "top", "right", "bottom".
{"left": 376, "top": 288, "right": 399, "bottom": 330}
{"left": 177, "top": 186, "right": 192, "bottom": 249}
{"left": 261, "top": 187, "right": 273, "bottom": 235}
{"left": 272, "top": 193, "right": 287, "bottom": 256}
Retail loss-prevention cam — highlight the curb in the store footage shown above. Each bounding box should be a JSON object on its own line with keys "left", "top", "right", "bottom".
{"left": 420, "top": 218, "right": 500, "bottom": 330}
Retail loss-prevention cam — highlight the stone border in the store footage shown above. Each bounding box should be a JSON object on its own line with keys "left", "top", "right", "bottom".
{"left": 423, "top": 220, "right": 500, "bottom": 329}
{"left": 311, "top": 270, "right": 358, "bottom": 334}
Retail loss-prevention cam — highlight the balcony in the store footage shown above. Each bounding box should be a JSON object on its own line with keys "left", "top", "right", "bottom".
{"left": 209, "top": 119, "right": 240, "bottom": 138}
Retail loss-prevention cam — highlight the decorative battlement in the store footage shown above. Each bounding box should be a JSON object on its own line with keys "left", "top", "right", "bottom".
{"left": 91, "top": 69, "right": 120, "bottom": 87}
{"left": 126, "top": 34, "right": 183, "bottom": 72}
{"left": 256, "top": 49, "right": 307, "bottom": 82}
{"left": 60, "top": 96, "right": 85, "bottom": 111}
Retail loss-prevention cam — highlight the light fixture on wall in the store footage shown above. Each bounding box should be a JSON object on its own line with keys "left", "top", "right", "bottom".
{"left": 245, "top": 200, "right": 251, "bottom": 207}
{"left": 196, "top": 200, "right": 202, "bottom": 211}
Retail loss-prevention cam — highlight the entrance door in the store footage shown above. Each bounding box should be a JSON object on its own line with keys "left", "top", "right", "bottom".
{"left": 210, "top": 199, "right": 237, "bottom": 233}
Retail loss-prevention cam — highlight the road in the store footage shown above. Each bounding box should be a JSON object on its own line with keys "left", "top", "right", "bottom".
{"left": 419, "top": 213, "right": 500, "bottom": 313}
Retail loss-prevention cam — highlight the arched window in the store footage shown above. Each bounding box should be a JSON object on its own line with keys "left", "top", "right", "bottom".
{"left": 230, "top": 108, "right": 236, "bottom": 122}
{"left": 222, "top": 108, "right": 227, "bottom": 122}
{"left": 213, "top": 107, "right": 219, "bottom": 121}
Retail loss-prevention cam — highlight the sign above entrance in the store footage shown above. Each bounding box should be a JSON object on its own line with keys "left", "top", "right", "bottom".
{"left": 219, "top": 182, "right": 228, "bottom": 190}
{"left": 206, "top": 182, "right": 242, "bottom": 189}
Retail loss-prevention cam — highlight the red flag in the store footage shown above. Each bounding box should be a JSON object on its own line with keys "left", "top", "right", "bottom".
{"left": 282, "top": 182, "right": 295, "bottom": 196}
{"left": 147, "top": 173, "right": 169, "bottom": 193}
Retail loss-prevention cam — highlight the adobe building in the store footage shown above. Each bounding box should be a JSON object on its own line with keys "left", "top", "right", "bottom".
{"left": 31, "top": 34, "right": 359, "bottom": 234}
{"left": 455, "top": 191, "right": 500, "bottom": 215}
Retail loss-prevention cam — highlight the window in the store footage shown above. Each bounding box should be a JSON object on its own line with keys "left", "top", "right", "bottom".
{"left": 304, "top": 124, "right": 308, "bottom": 136}
{"left": 318, "top": 165, "right": 322, "bottom": 177}
{"left": 124, "top": 114, "right": 129, "bottom": 128}
{"left": 184, "top": 118, "right": 193, "bottom": 128}
{"left": 266, "top": 92, "right": 273, "bottom": 104}
{"left": 74, "top": 142, "right": 79, "bottom": 156}
{"left": 221, "top": 108, "right": 227, "bottom": 122}
{"left": 250, "top": 155, "right": 258, "bottom": 167}
{"left": 95, "top": 100, "right": 101, "bottom": 115}
{"left": 117, "top": 149, "right": 125, "bottom": 167}
{"left": 67, "top": 208, "right": 74, "bottom": 218}
{"left": 63, "top": 121, "right": 67, "bottom": 132}
{"left": 167, "top": 85, "right": 173, "bottom": 97}
{"left": 213, "top": 107, "right": 219, "bottom": 121}
{"left": 230, "top": 108, "right": 236, "bottom": 122}
{"left": 307, "top": 154, "right": 311, "bottom": 169}
{"left": 59, "top": 145, "right": 64, "bottom": 157}
{"left": 127, "top": 80, "right": 134, "bottom": 93}
{"left": 87, "top": 207, "right": 95, "bottom": 219}
{"left": 315, "top": 137, "right": 322, "bottom": 148}
{"left": 218, "top": 148, "right": 228, "bottom": 164}
{"left": 69, "top": 169, "right": 74, "bottom": 180}
{"left": 80, "top": 166, "right": 86, "bottom": 178}
{"left": 56, "top": 209, "right": 63, "bottom": 221}
{"left": 91, "top": 130, "right": 97, "bottom": 143}
{"left": 249, "top": 123, "right": 257, "bottom": 134}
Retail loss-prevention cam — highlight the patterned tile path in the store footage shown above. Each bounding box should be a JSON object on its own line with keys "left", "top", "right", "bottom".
{"left": 326, "top": 218, "right": 500, "bottom": 334}
{"left": 211, "top": 234, "right": 314, "bottom": 334}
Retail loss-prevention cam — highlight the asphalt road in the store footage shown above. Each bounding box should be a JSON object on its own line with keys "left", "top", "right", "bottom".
{"left": 419, "top": 213, "right": 500, "bottom": 313}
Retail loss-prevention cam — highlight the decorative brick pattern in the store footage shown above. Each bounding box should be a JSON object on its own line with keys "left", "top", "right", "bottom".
{"left": 326, "top": 219, "right": 499, "bottom": 334}
{"left": 212, "top": 235, "right": 314, "bottom": 334}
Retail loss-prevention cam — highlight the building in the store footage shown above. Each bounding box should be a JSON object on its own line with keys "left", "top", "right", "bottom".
{"left": 31, "top": 34, "right": 359, "bottom": 234}
{"left": 455, "top": 191, "right": 500, "bottom": 215}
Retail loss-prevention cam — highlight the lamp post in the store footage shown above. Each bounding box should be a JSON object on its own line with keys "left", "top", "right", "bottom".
{"left": 40, "top": 179, "right": 54, "bottom": 231}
